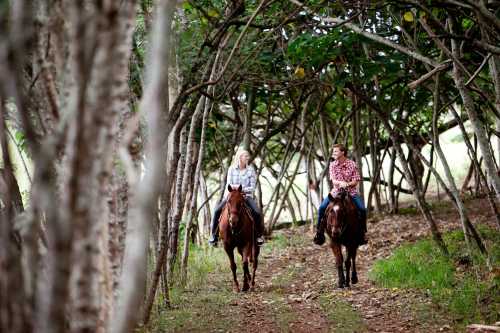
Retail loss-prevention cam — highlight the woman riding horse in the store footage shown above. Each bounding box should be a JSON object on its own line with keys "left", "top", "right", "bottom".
{"left": 314, "top": 143, "right": 368, "bottom": 246}
{"left": 209, "top": 149, "right": 264, "bottom": 247}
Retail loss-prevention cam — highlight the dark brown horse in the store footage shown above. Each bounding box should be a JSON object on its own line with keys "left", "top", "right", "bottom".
{"left": 324, "top": 188, "right": 363, "bottom": 288}
{"left": 219, "top": 184, "right": 260, "bottom": 292}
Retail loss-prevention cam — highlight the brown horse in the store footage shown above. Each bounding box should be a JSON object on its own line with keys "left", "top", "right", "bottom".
{"left": 219, "top": 184, "right": 260, "bottom": 292}
{"left": 324, "top": 188, "right": 363, "bottom": 288}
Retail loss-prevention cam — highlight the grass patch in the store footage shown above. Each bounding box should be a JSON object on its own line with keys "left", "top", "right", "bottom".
{"left": 269, "top": 265, "right": 301, "bottom": 294}
{"left": 262, "top": 231, "right": 307, "bottom": 257}
{"left": 319, "top": 294, "right": 366, "bottom": 333}
{"left": 141, "top": 246, "right": 239, "bottom": 332}
{"left": 267, "top": 292, "right": 295, "bottom": 331}
{"left": 398, "top": 200, "right": 455, "bottom": 216}
{"left": 142, "top": 230, "right": 306, "bottom": 332}
{"left": 369, "top": 225, "right": 500, "bottom": 328}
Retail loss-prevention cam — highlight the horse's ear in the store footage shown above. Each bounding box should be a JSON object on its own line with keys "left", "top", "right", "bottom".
{"left": 328, "top": 193, "right": 334, "bottom": 201}
{"left": 238, "top": 184, "right": 242, "bottom": 192}
{"left": 228, "top": 184, "right": 233, "bottom": 192}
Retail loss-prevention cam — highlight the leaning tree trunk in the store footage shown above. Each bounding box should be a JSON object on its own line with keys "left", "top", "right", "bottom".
{"left": 449, "top": 105, "right": 500, "bottom": 228}
{"left": 180, "top": 35, "right": 225, "bottom": 278}
{"left": 352, "top": 96, "right": 364, "bottom": 199}
{"left": 353, "top": 87, "right": 449, "bottom": 255}
{"left": 0, "top": 99, "right": 29, "bottom": 333}
{"left": 431, "top": 72, "right": 487, "bottom": 259}
{"left": 179, "top": 97, "right": 205, "bottom": 283}
{"left": 449, "top": 18, "right": 500, "bottom": 197}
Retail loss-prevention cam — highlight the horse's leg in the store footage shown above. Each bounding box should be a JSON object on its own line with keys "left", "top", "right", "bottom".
{"left": 225, "top": 247, "right": 240, "bottom": 292}
{"left": 250, "top": 244, "right": 259, "bottom": 291}
{"left": 344, "top": 246, "right": 351, "bottom": 287}
{"left": 241, "top": 249, "right": 251, "bottom": 292}
{"left": 331, "top": 242, "right": 345, "bottom": 288}
{"left": 350, "top": 246, "right": 358, "bottom": 284}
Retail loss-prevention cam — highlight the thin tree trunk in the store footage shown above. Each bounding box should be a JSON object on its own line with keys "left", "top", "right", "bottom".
{"left": 432, "top": 71, "right": 487, "bottom": 259}
{"left": 449, "top": 18, "right": 500, "bottom": 197}
{"left": 0, "top": 98, "right": 28, "bottom": 333}
{"left": 115, "top": 1, "right": 176, "bottom": 331}
{"left": 352, "top": 87, "right": 449, "bottom": 255}
{"left": 449, "top": 106, "right": 500, "bottom": 228}
{"left": 269, "top": 153, "right": 304, "bottom": 231}
{"left": 352, "top": 96, "right": 364, "bottom": 199}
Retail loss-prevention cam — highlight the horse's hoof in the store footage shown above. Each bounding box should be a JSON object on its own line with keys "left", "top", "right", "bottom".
{"left": 313, "top": 233, "right": 325, "bottom": 245}
{"left": 233, "top": 285, "right": 240, "bottom": 293}
{"left": 242, "top": 284, "right": 250, "bottom": 292}
{"left": 351, "top": 276, "right": 358, "bottom": 284}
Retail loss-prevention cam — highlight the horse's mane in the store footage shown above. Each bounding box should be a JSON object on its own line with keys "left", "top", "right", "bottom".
{"left": 325, "top": 191, "right": 357, "bottom": 239}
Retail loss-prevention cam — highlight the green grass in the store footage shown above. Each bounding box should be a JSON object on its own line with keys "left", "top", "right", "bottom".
{"left": 267, "top": 292, "right": 295, "bottom": 331}
{"left": 261, "top": 231, "right": 307, "bottom": 257}
{"left": 141, "top": 245, "right": 239, "bottom": 332}
{"left": 368, "top": 225, "right": 500, "bottom": 328}
{"left": 142, "top": 230, "right": 305, "bottom": 332}
{"left": 319, "top": 294, "right": 366, "bottom": 333}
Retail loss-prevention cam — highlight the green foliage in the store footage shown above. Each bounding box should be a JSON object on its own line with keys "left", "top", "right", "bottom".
{"left": 369, "top": 226, "right": 500, "bottom": 327}
{"left": 287, "top": 32, "right": 343, "bottom": 69}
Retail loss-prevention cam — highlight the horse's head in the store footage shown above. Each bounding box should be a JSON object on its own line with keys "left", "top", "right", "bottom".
{"left": 227, "top": 184, "right": 245, "bottom": 230}
{"left": 327, "top": 189, "right": 352, "bottom": 240}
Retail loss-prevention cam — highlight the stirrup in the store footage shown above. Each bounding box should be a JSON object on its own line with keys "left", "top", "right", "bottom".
{"left": 208, "top": 236, "right": 218, "bottom": 247}
{"left": 256, "top": 236, "right": 264, "bottom": 246}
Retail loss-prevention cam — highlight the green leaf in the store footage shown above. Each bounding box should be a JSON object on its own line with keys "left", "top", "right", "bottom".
{"left": 461, "top": 18, "right": 473, "bottom": 29}
{"left": 403, "top": 11, "right": 414, "bottom": 22}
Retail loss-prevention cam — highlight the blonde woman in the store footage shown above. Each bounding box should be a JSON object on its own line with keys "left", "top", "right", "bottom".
{"left": 209, "top": 150, "right": 265, "bottom": 246}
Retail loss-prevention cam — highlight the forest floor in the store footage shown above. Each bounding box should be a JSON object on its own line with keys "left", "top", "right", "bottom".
{"left": 151, "top": 196, "right": 498, "bottom": 333}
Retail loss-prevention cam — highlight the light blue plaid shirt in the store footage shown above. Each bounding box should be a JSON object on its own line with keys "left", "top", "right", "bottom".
{"left": 226, "top": 165, "right": 256, "bottom": 198}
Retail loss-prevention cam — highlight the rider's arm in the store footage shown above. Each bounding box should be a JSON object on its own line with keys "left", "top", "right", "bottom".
{"left": 348, "top": 161, "right": 361, "bottom": 188}
{"left": 243, "top": 166, "right": 256, "bottom": 195}
{"left": 226, "top": 166, "right": 236, "bottom": 192}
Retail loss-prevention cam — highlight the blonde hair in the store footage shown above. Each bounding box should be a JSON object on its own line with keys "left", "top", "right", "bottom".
{"left": 233, "top": 149, "right": 250, "bottom": 167}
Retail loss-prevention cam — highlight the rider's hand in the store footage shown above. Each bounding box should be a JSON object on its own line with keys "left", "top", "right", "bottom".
{"left": 339, "top": 181, "right": 349, "bottom": 188}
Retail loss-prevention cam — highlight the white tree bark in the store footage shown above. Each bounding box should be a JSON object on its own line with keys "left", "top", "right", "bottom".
{"left": 111, "top": 1, "right": 176, "bottom": 332}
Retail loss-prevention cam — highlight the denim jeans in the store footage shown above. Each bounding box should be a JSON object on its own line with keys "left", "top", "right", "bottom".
{"left": 316, "top": 194, "right": 366, "bottom": 229}
{"left": 211, "top": 197, "right": 263, "bottom": 237}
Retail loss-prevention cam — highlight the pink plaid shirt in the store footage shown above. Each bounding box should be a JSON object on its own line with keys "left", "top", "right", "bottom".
{"left": 329, "top": 158, "right": 361, "bottom": 196}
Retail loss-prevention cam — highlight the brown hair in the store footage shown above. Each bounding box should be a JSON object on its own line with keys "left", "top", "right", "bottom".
{"left": 332, "top": 143, "right": 347, "bottom": 154}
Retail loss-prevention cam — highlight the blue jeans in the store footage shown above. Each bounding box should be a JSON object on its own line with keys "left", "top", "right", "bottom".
{"left": 210, "top": 197, "right": 263, "bottom": 240}
{"left": 316, "top": 194, "right": 366, "bottom": 229}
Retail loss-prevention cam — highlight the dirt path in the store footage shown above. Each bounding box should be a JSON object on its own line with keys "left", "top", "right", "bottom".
{"left": 223, "top": 197, "right": 495, "bottom": 333}
{"left": 157, "top": 197, "right": 495, "bottom": 332}
{"left": 227, "top": 229, "right": 449, "bottom": 333}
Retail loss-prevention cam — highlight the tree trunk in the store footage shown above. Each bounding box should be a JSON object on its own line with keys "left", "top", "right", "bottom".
{"left": 449, "top": 18, "right": 500, "bottom": 197}
{"left": 115, "top": 1, "right": 176, "bottom": 331}
{"left": 432, "top": 71, "right": 486, "bottom": 259}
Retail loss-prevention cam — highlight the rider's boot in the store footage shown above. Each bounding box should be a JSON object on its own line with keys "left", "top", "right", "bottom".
{"left": 208, "top": 220, "right": 219, "bottom": 247}
{"left": 256, "top": 214, "right": 265, "bottom": 246}
{"left": 359, "top": 212, "right": 368, "bottom": 245}
{"left": 313, "top": 219, "right": 326, "bottom": 245}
